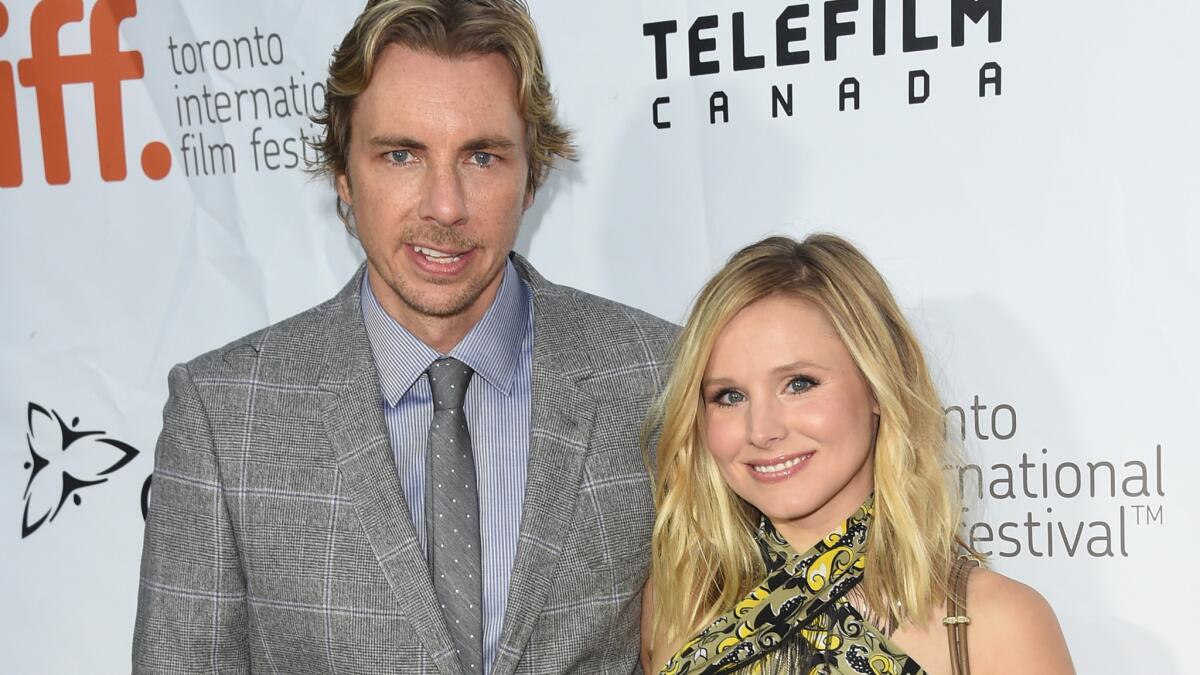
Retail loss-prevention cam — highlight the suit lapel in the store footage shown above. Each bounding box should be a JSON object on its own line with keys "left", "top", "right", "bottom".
{"left": 491, "top": 258, "right": 598, "bottom": 675}
{"left": 317, "top": 269, "right": 464, "bottom": 675}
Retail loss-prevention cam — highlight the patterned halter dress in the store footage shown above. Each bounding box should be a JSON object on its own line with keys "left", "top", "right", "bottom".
{"left": 659, "top": 497, "right": 926, "bottom": 675}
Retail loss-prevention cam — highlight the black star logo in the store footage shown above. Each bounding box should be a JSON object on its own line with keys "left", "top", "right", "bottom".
{"left": 21, "top": 402, "right": 140, "bottom": 538}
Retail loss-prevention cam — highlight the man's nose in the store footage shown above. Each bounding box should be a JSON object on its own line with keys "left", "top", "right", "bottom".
{"left": 418, "top": 163, "right": 469, "bottom": 227}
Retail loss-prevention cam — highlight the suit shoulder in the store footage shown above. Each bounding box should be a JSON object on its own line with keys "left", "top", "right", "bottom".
{"left": 549, "top": 284, "right": 679, "bottom": 350}
{"left": 180, "top": 292, "right": 344, "bottom": 381}
{"left": 535, "top": 285, "right": 679, "bottom": 398}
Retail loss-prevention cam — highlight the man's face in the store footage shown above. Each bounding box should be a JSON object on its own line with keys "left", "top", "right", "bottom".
{"left": 337, "top": 44, "right": 531, "bottom": 334}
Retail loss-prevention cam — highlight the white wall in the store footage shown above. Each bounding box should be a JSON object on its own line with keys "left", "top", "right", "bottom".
{"left": 2, "top": 1, "right": 1195, "bottom": 672}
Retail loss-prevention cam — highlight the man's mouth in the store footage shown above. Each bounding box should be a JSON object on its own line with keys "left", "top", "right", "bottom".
{"left": 413, "top": 245, "right": 466, "bottom": 265}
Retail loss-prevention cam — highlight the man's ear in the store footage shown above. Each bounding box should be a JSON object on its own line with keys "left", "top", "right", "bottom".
{"left": 523, "top": 188, "right": 535, "bottom": 211}
{"left": 335, "top": 172, "right": 352, "bottom": 207}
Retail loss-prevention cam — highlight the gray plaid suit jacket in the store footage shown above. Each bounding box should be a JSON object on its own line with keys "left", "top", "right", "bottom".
{"left": 133, "top": 255, "right": 677, "bottom": 674}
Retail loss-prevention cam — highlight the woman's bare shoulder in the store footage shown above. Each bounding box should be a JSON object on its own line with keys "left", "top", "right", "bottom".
{"left": 966, "top": 568, "right": 1075, "bottom": 675}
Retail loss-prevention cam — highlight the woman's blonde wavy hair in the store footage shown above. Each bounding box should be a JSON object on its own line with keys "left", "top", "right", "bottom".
{"left": 311, "top": 0, "right": 577, "bottom": 232}
{"left": 647, "top": 233, "right": 965, "bottom": 652}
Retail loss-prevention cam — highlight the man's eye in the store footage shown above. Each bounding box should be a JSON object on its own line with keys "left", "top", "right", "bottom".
{"left": 388, "top": 150, "right": 412, "bottom": 164}
{"left": 788, "top": 377, "right": 816, "bottom": 394}
{"left": 471, "top": 152, "right": 495, "bottom": 167}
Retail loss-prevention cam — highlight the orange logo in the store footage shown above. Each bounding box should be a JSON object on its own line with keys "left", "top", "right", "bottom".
{"left": 0, "top": 0, "right": 170, "bottom": 187}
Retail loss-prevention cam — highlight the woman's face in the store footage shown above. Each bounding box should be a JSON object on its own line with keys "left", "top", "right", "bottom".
{"left": 702, "top": 294, "right": 879, "bottom": 547}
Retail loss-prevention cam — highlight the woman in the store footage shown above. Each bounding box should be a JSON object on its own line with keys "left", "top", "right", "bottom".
{"left": 642, "top": 234, "right": 1073, "bottom": 674}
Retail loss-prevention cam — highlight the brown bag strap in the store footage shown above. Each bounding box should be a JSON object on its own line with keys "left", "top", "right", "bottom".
{"left": 944, "top": 555, "right": 980, "bottom": 675}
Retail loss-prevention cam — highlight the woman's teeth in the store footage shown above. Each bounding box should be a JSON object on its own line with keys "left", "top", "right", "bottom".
{"left": 752, "top": 455, "right": 809, "bottom": 474}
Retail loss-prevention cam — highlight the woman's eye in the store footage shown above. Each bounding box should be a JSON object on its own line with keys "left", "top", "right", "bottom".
{"left": 388, "top": 150, "right": 412, "bottom": 164}
{"left": 714, "top": 390, "right": 745, "bottom": 406}
{"left": 472, "top": 152, "right": 495, "bottom": 167}
{"left": 788, "top": 377, "right": 815, "bottom": 394}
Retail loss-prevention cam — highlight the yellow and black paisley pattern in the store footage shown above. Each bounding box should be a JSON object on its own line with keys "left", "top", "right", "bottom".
{"left": 659, "top": 497, "right": 924, "bottom": 675}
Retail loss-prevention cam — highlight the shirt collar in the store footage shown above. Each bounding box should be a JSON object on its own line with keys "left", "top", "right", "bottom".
{"left": 360, "top": 260, "right": 531, "bottom": 406}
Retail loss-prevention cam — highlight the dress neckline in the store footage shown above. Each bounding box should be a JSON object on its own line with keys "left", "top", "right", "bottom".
{"left": 659, "top": 496, "right": 928, "bottom": 674}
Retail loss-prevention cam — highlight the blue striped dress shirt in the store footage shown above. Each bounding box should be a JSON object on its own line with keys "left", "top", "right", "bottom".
{"left": 360, "top": 260, "right": 532, "bottom": 674}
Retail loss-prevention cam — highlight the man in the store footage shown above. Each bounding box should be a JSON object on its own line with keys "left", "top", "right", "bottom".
{"left": 132, "top": 1, "right": 675, "bottom": 673}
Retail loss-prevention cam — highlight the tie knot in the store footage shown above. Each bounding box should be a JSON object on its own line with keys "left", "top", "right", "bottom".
{"left": 427, "top": 357, "right": 473, "bottom": 411}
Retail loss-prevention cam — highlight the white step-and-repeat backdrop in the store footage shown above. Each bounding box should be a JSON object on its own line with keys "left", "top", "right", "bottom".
{"left": 2, "top": 1, "right": 1196, "bottom": 672}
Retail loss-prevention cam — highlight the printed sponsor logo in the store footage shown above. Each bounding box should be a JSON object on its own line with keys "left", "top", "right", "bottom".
{"left": 20, "top": 402, "right": 142, "bottom": 537}
{"left": 947, "top": 395, "right": 1167, "bottom": 559}
{"left": 642, "top": 0, "right": 1002, "bottom": 128}
{"left": 0, "top": 0, "right": 171, "bottom": 187}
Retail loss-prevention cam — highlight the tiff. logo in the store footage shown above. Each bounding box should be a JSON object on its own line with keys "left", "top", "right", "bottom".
{"left": 0, "top": 0, "right": 171, "bottom": 187}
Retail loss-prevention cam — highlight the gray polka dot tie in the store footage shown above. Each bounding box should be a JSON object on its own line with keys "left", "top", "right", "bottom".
{"left": 424, "top": 357, "right": 484, "bottom": 674}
